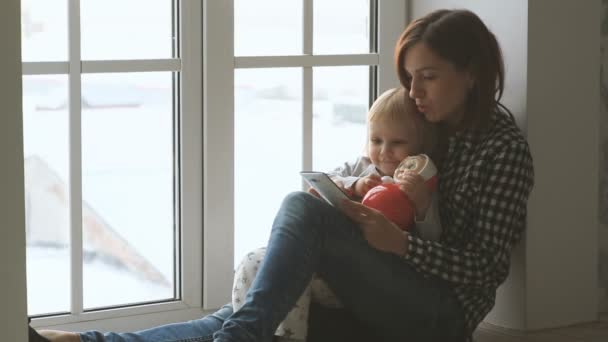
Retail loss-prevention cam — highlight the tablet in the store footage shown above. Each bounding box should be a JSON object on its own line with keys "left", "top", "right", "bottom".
{"left": 300, "top": 171, "right": 350, "bottom": 207}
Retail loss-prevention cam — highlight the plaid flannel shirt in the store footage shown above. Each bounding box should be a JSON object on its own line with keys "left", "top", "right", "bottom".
{"left": 403, "top": 111, "right": 534, "bottom": 341}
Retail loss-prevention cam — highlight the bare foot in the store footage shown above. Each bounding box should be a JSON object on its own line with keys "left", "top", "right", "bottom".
{"left": 38, "top": 330, "right": 80, "bottom": 342}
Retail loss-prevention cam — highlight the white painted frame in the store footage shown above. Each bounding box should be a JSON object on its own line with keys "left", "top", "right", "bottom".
{"left": 201, "top": 0, "right": 407, "bottom": 309}
{"left": 29, "top": 0, "right": 205, "bottom": 331}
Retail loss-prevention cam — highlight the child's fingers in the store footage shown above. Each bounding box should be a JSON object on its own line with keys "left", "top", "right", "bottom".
{"left": 307, "top": 188, "right": 321, "bottom": 198}
{"left": 400, "top": 172, "right": 424, "bottom": 184}
{"left": 365, "top": 178, "right": 382, "bottom": 187}
{"left": 368, "top": 174, "right": 382, "bottom": 182}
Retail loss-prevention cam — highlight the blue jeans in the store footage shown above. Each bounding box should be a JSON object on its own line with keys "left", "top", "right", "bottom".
{"left": 79, "top": 304, "right": 232, "bottom": 342}
{"left": 214, "top": 192, "right": 465, "bottom": 342}
{"left": 81, "top": 192, "right": 465, "bottom": 341}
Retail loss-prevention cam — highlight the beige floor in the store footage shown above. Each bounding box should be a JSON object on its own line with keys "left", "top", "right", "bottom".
{"left": 473, "top": 315, "right": 608, "bottom": 342}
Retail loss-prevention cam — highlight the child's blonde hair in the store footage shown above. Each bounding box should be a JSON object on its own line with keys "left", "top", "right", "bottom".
{"left": 366, "top": 87, "right": 437, "bottom": 159}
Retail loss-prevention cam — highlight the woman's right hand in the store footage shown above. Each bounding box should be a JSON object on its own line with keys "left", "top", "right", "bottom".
{"left": 396, "top": 172, "right": 432, "bottom": 219}
{"left": 353, "top": 174, "right": 382, "bottom": 198}
{"left": 340, "top": 199, "right": 409, "bottom": 256}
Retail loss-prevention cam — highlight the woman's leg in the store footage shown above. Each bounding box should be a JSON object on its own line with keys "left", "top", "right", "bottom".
{"left": 214, "top": 192, "right": 465, "bottom": 342}
{"left": 75, "top": 304, "right": 233, "bottom": 342}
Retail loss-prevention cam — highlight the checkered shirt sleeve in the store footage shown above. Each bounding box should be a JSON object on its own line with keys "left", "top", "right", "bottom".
{"left": 403, "top": 139, "right": 533, "bottom": 286}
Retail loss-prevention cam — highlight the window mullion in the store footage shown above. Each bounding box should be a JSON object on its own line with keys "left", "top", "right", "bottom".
{"left": 80, "top": 59, "right": 181, "bottom": 73}
{"left": 234, "top": 54, "right": 378, "bottom": 69}
{"left": 22, "top": 62, "right": 69, "bottom": 75}
{"left": 68, "top": 0, "right": 83, "bottom": 316}
{"left": 178, "top": 0, "right": 202, "bottom": 308}
{"left": 301, "top": 0, "right": 313, "bottom": 179}
{"left": 303, "top": 0, "right": 313, "bottom": 55}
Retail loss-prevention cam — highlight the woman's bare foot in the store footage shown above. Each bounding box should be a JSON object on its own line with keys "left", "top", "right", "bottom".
{"left": 37, "top": 330, "right": 80, "bottom": 342}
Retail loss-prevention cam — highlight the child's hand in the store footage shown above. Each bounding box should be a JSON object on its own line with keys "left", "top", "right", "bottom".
{"left": 353, "top": 174, "right": 382, "bottom": 198}
{"left": 307, "top": 187, "right": 321, "bottom": 198}
{"left": 397, "top": 172, "right": 431, "bottom": 219}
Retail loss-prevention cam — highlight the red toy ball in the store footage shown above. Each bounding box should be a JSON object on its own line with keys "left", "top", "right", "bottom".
{"left": 361, "top": 183, "right": 415, "bottom": 231}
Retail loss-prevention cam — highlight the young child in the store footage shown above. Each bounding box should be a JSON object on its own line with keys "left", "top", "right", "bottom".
{"left": 328, "top": 86, "right": 441, "bottom": 240}
{"left": 232, "top": 87, "right": 442, "bottom": 342}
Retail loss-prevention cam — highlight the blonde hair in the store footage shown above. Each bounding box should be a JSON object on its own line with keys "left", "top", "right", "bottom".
{"left": 366, "top": 87, "right": 437, "bottom": 159}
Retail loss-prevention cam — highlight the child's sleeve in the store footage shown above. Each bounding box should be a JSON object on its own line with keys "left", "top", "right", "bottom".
{"left": 327, "top": 157, "right": 371, "bottom": 190}
{"left": 413, "top": 193, "right": 442, "bottom": 241}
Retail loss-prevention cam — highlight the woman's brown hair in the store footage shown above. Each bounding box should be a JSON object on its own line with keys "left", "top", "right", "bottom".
{"left": 394, "top": 9, "right": 505, "bottom": 131}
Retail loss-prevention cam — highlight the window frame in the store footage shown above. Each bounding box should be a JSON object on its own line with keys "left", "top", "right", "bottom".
{"left": 28, "top": 0, "right": 204, "bottom": 331}
{"left": 30, "top": 0, "right": 406, "bottom": 331}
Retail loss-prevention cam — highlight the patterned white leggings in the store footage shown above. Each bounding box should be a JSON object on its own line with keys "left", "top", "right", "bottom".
{"left": 232, "top": 247, "right": 342, "bottom": 341}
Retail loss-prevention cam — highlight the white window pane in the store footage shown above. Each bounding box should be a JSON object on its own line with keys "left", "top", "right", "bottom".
{"left": 81, "top": 73, "right": 176, "bottom": 309}
{"left": 313, "top": 67, "right": 369, "bottom": 172}
{"left": 235, "top": 0, "right": 302, "bottom": 56}
{"left": 234, "top": 69, "right": 302, "bottom": 265}
{"left": 314, "top": 0, "right": 370, "bottom": 55}
{"left": 21, "top": 0, "right": 68, "bottom": 62}
{"left": 81, "top": 0, "right": 174, "bottom": 60}
{"left": 23, "top": 75, "right": 71, "bottom": 315}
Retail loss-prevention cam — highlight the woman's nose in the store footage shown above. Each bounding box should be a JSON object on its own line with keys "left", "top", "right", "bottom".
{"left": 409, "top": 78, "right": 424, "bottom": 99}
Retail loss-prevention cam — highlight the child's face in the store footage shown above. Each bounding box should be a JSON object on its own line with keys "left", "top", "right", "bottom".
{"left": 368, "top": 119, "right": 419, "bottom": 176}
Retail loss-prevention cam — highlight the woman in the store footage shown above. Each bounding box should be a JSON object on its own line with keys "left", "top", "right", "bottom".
{"left": 36, "top": 8, "right": 534, "bottom": 342}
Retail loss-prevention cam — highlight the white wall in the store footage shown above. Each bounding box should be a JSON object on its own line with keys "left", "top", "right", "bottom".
{"left": 409, "top": 0, "right": 600, "bottom": 331}
{"left": 0, "top": 0, "right": 29, "bottom": 340}
{"left": 526, "top": 0, "right": 600, "bottom": 329}
{"left": 598, "top": 0, "right": 608, "bottom": 314}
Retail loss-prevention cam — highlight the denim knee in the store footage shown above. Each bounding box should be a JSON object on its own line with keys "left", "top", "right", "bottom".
{"left": 281, "top": 191, "right": 319, "bottom": 209}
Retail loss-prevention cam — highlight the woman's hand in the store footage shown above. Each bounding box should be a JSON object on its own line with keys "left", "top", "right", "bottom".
{"left": 340, "top": 199, "right": 408, "bottom": 256}
{"left": 396, "top": 172, "right": 432, "bottom": 219}
{"left": 353, "top": 174, "right": 382, "bottom": 198}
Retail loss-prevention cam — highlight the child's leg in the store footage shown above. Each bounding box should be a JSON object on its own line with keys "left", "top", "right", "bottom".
{"left": 233, "top": 247, "right": 311, "bottom": 342}
{"left": 310, "top": 276, "right": 342, "bottom": 308}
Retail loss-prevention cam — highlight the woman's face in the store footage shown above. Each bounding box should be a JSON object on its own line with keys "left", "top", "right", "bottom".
{"left": 403, "top": 42, "right": 474, "bottom": 126}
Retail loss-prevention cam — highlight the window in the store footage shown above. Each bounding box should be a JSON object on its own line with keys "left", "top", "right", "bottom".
{"left": 26, "top": 0, "right": 405, "bottom": 330}
{"left": 24, "top": 0, "right": 203, "bottom": 328}
{"left": 232, "top": 0, "right": 373, "bottom": 264}
{"left": 203, "top": 0, "right": 406, "bottom": 290}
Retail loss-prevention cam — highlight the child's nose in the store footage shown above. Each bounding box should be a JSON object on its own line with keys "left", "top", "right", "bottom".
{"left": 381, "top": 145, "right": 391, "bottom": 155}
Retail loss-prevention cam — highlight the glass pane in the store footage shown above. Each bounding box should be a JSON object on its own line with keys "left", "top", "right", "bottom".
{"left": 81, "top": 73, "right": 175, "bottom": 309}
{"left": 81, "top": 0, "right": 173, "bottom": 60}
{"left": 314, "top": 0, "right": 370, "bottom": 55}
{"left": 23, "top": 75, "right": 70, "bottom": 315}
{"left": 21, "top": 0, "right": 68, "bottom": 62}
{"left": 234, "top": 69, "right": 302, "bottom": 265}
{"left": 235, "top": 0, "right": 302, "bottom": 56}
{"left": 313, "top": 66, "right": 369, "bottom": 172}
